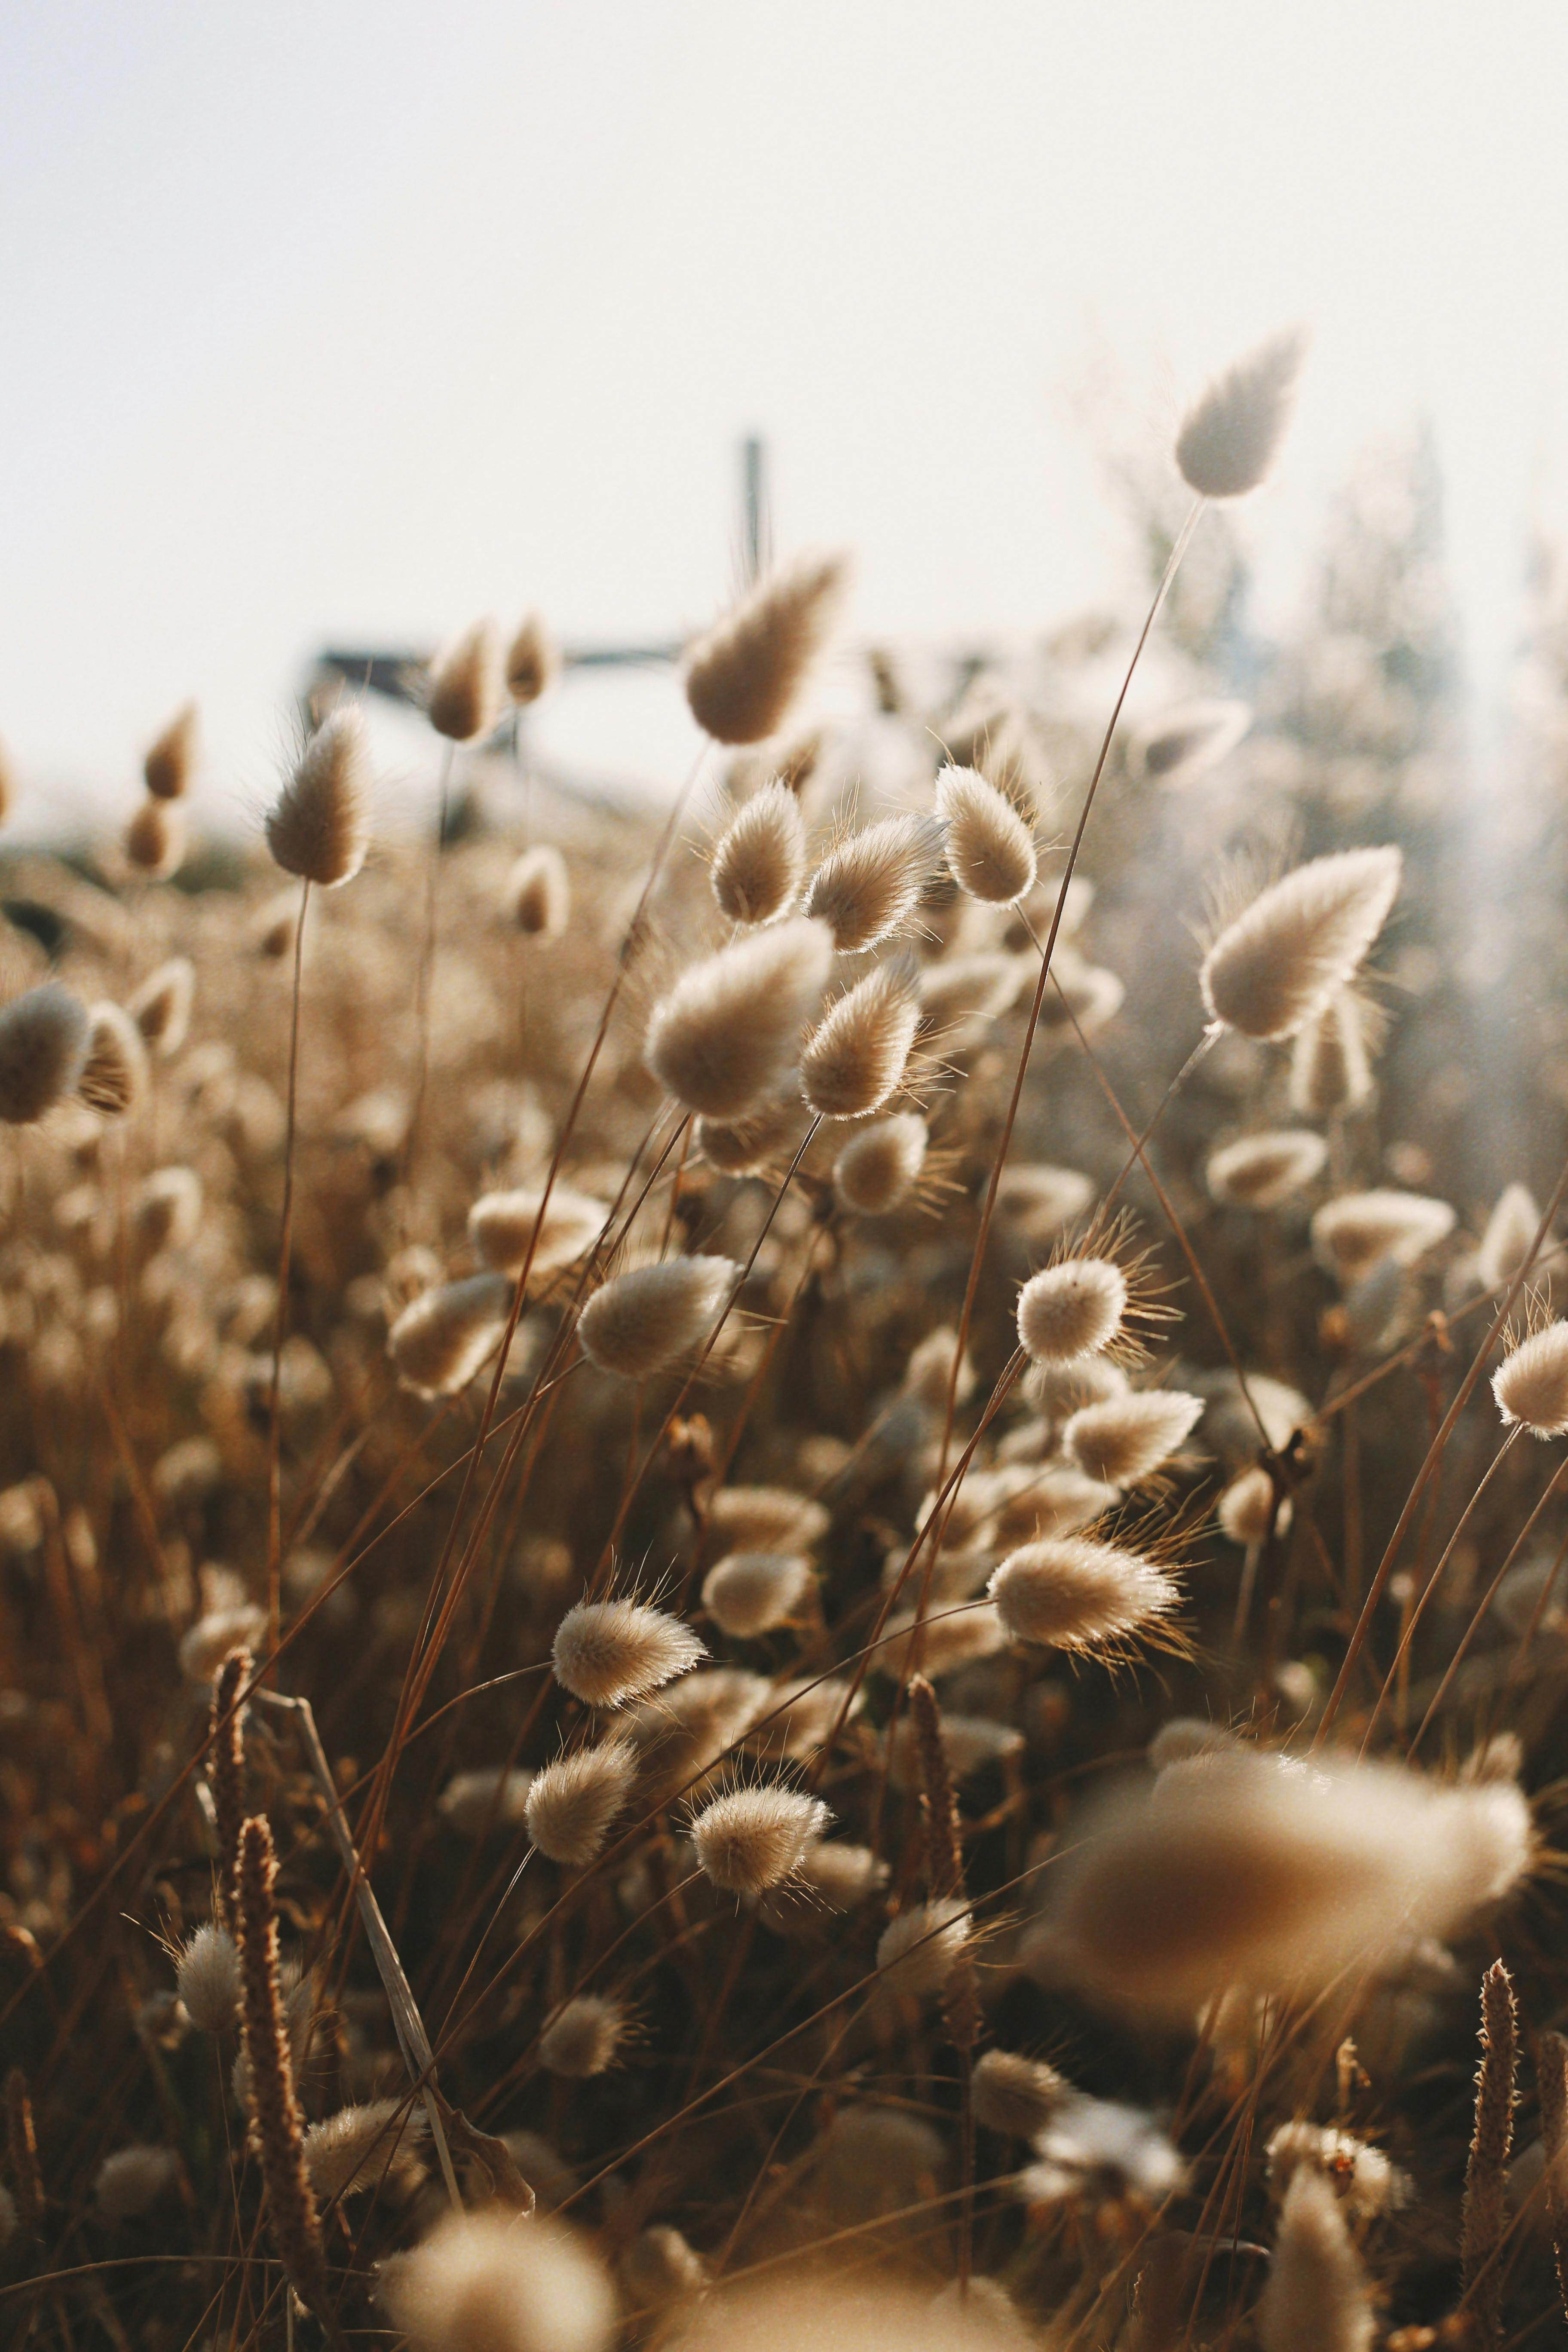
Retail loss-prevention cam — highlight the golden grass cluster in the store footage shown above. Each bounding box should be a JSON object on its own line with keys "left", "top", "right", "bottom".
{"left": 2, "top": 335, "right": 1568, "bottom": 2349}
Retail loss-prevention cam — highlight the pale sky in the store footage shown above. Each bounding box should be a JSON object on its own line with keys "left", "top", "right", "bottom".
{"left": 3, "top": 0, "right": 1567, "bottom": 834}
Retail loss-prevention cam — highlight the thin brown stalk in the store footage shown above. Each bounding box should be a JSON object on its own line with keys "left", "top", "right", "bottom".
{"left": 5, "top": 2067, "right": 42, "bottom": 2238}
{"left": 265, "top": 874, "right": 309, "bottom": 1651}
{"left": 1537, "top": 2030, "right": 1568, "bottom": 2329}
{"left": 208, "top": 1648, "right": 251, "bottom": 1932}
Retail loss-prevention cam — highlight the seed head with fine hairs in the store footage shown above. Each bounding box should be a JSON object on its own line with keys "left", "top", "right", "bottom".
{"left": 208, "top": 1649, "right": 249, "bottom": 1930}
{"left": 1129, "top": 696, "right": 1251, "bottom": 787}
{"left": 833, "top": 1111, "right": 928, "bottom": 1214}
{"left": 645, "top": 916, "right": 833, "bottom": 1119}
{"left": 378, "top": 2209, "right": 617, "bottom": 2352}
{"left": 77, "top": 1003, "right": 148, "bottom": 1118}
{"left": 1063, "top": 1388, "right": 1203, "bottom": 1487}
{"left": 426, "top": 618, "right": 502, "bottom": 742}
{"left": 176, "top": 1922, "right": 241, "bottom": 2033}
{"left": 234, "top": 1815, "right": 327, "bottom": 2314}
{"left": 525, "top": 1741, "right": 638, "bottom": 1866}
{"left": 989, "top": 1536, "right": 1180, "bottom": 1653}
{"left": 266, "top": 703, "right": 372, "bottom": 887}
{"left": 1200, "top": 846, "right": 1402, "bottom": 1042}
{"left": 1176, "top": 328, "right": 1307, "bottom": 499}
{"left": 469, "top": 1183, "right": 607, "bottom": 1277}
{"left": 1477, "top": 1181, "right": 1542, "bottom": 1292}
{"left": 551, "top": 1598, "right": 706, "bottom": 1709}
{"left": 143, "top": 702, "right": 198, "bottom": 800}
{"left": 507, "top": 844, "right": 570, "bottom": 938}
{"left": 125, "top": 796, "right": 185, "bottom": 878}
{"left": 876, "top": 1896, "right": 972, "bottom": 1997}
{"left": 388, "top": 1272, "right": 512, "bottom": 1398}
{"left": 710, "top": 781, "right": 807, "bottom": 925}
{"left": 577, "top": 1256, "right": 739, "bottom": 1380}
{"left": 689, "top": 1784, "right": 831, "bottom": 1894}
{"left": 1016, "top": 1258, "right": 1127, "bottom": 1366}
{"left": 701, "top": 1551, "right": 815, "bottom": 1638}
{"left": 1207, "top": 1130, "right": 1327, "bottom": 1210}
{"left": 1494, "top": 1321, "right": 1568, "bottom": 1439}
{"left": 302, "top": 2099, "right": 426, "bottom": 2202}
{"left": 1310, "top": 1188, "right": 1455, "bottom": 1285}
{"left": 0, "top": 984, "right": 89, "bottom": 1124}
{"left": 539, "top": 1996, "right": 626, "bottom": 2078}
{"left": 505, "top": 612, "right": 559, "bottom": 706}
{"left": 803, "top": 812, "right": 947, "bottom": 951}
{"left": 1463, "top": 1959, "right": 1517, "bottom": 2352}
{"left": 1256, "top": 2167, "right": 1374, "bottom": 2352}
{"left": 694, "top": 1093, "right": 805, "bottom": 1176}
{"left": 684, "top": 550, "right": 848, "bottom": 744}
{"left": 800, "top": 958, "right": 921, "bottom": 1119}
{"left": 1218, "top": 1464, "right": 1289, "bottom": 1548}
{"left": 935, "top": 764, "right": 1037, "bottom": 904}
{"left": 705, "top": 1486, "right": 829, "bottom": 1552}
{"left": 972, "top": 2048, "right": 1067, "bottom": 2138}
{"left": 128, "top": 956, "right": 194, "bottom": 1056}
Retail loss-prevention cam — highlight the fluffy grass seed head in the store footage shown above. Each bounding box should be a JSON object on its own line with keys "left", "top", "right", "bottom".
{"left": 833, "top": 1112, "right": 928, "bottom": 1214}
{"left": 645, "top": 916, "right": 833, "bottom": 1118}
{"left": 800, "top": 958, "right": 921, "bottom": 1119}
{"left": 1218, "top": 1464, "right": 1290, "bottom": 1548}
{"left": 539, "top": 1996, "right": 626, "bottom": 2079}
{"left": 1016, "top": 1257, "right": 1127, "bottom": 1366}
{"left": 135, "top": 1164, "right": 203, "bottom": 1253}
{"left": 1201, "top": 847, "right": 1402, "bottom": 1043}
{"left": 1207, "top": 1130, "right": 1329, "bottom": 1210}
{"left": 935, "top": 764, "right": 1037, "bottom": 904}
{"left": 266, "top": 704, "right": 371, "bottom": 887}
{"left": 77, "top": 1002, "right": 149, "bottom": 1118}
{"left": 303, "top": 2100, "right": 426, "bottom": 2202}
{"left": 1063, "top": 1388, "right": 1203, "bottom": 1488}
{"left": 388, "top": 1273, "right": 512, "bottom": 1397}
{"left": 989, "top": 1537, "right": 1180, "bottom": 1654}
{"left": 704, "top": 1486, "right": 829, "bottom": 1552}
{"left": 126, "top": 796, "right": 185, "bottom": 878}
{"left": 176, "top": 1923, "right": 242, "bottom": 2033}
{"left": 1310, "top": 1189, "right": 1455, "bottom": 1286}
{"left": 684, "top": 550, "right": 848, "bottom": 744}
{"left": 876, "top": 1896, "right": 973, "bottom": 1997}
{"left": 438, "top": 1767, "right": 535, "bottom": 1837}
{"left": 426, "top": 618, "right": 503, "bottom": 741}
{"left": 701, "top": 1551, "right": 815, "bottom": 1638}
{"left": 143, "top": 702, "right": 198, "bottom": 800}
{"left": 1256, "top": 2167, "right": 1375, "bottom": 2352}
{"left": 1477, "top": 1182, "right": 1542, "bottom": 1292}
{"left": 469, "top": 1184, "right": 607, "bottom": 1277}
{"left": 971, "top": 2049, "right": 1067, "bottom": 2139}
{"left": 695, "top": 1094, "right": 807, "bottom": 1176}
{"left": 505, "top": 613, "right": 559, "bottom": 706}
{"left": 710, "top": 782, "right": 807, "bottom": 925}
{"left": 803, "top": 812, "right": 948, "bottom": 952}
{"left": 508, "top": 845, "right": 570, "bottom": 938}
{"left": 378, "top": 2208, "right": 616, "bottom": 2352}
{"left": 95, "top": 2144, "right": 181, "bottom": 2222}
{"left": 1494, "top": 1321, "right": 1568, "bottom": 1439}
{"left": 0, "top": 984, "right": 89, "bottom": 1124}
{"left": 918, "top": 952, "right": 1031, "bottom": 1041}
{"left": 128, "top": 956, "right": 194, "bottom": 1056}
{"left": 577, "top": 1256, "right": 739, "bottom": 1380}
{"left": 689, "top": 1783, "right": 831, "bottom": 1894}
{"left": 1129, "top": 696, "right": 1250, "bottom": 788}
{"left": 525, "top": 1741, "right": 639, "bottom": 1868}
{"left": 551, "top": 1598, "right": 706, "bottom": 1709}
{"left": 1290, "top": 987, "right": 1375, "bottom": 1116}
{"left": 1175, "top": 328, "right": 1307, "bottom": 498}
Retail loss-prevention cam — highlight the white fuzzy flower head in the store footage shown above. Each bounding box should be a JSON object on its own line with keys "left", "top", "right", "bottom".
{"left": 1176, "top": 330, "right": 1307, "bottom": 498}
{"left": 1016, "top": 1258, "right": 1127, "bottom": 1366}
{"left": 378, "top": 2209, "right": 617, "bottom": 2352}
{"left": 689, "top": 1784, "right": 832, "bottom": 1893}
{"left": 1494, "top": 1321, "right": 1568, "bottom": 1439}
{"left": 1200, "top": 848, "right": 1401, "bottom": 1044}
{"left": 551, "top": 1599, "right": 706, "bottom": 1709}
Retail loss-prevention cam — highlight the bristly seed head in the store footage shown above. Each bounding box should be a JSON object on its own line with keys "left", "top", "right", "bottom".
{"left": 507, "top": 844, "right": 570, "bottom": 938}
{"left": 701, "top": 1551, "right": 815, "bottom": 1638}
{"left": 126, "top": 797, "right": 185, "bottom": 878}
{"left": 505, "top": 612, "right": 559, "bottom": 707}
{"left": 143, "top": 702, "right": 199, "bottom": 801}
{"left": 577, "top": 1256, "right": 740, "bottom": 1380}
{"left": 468, "top": 1183, "right": 607, "bottom": 1277}
{"left": 525, "top": 1742, "right": 639, "bottom": 1867}
{"left": 684, "top": 551, "right": 849, "bottom": 745}
{"left": 266, "top": 704, "right": 372, "bottom": 888}
{"left": 0, "top": 985, "right": 90, "bottom": 1125}
{"left": 176, "top": 1923, "right": 242, "bottom": 2034}
{"left": 128, "top": 957, "right": 195, "bottom": 1057}
{"left": 1290, "top": 988, "right": 1375, "bottom": 1117}
{"left": 876, "top": 1897, "right": 972, "bottom": 1997}
{"left": 644, "top": 916, "right": 833, "bottom": 1119}
{"left": 833, "top": 1112, "right": 928, "bottom": 1215}
{"left": 425, "top": 619, "right": 503, "bottom": 742}
{"left": 1063, "top": 1389, "right": 1203, "bottom": 1488}
{"left": 689, "top": 1783, "right": 832, "bottom": 1893}
{"left": 551, "top": 1598, "right": 706, "bottom": 1709}
{"left": 803, "top": 812, "right": 947, "bottom": 952}
{"left": 1016, "top": 1258, "right": 1127, "bottom": 1366}
{"left": 1494, "top": 1321, "right": 1568, "bottom": 1439}
{"left": 1200, "top": 847, "right": 1402, "bottom": 1043}
{"left": 388, "top": 1273, "right": 513, "bottom": 1398}
{"left": 77, "top": 1003, "right": 149, "bottom": 1119}
{"left": 990, "top": 1535, "right": 1179, "bottom": 1654}
{"left": 799, "top": 959, "right": 921, "bottom": 1119}
{"left": 1175, "top": 329, "right": 1307, "bottom": 499}
{"left": 1207, "top": 1130, "right": 1328, "bottom": 1210}
{"left": 539, "top": 1995, "right": 626, "bottom": 2078}
{"left": 710, "top": 781, "right": 807, "bottom": 925}
{"left": 934, "top": 765, "right": 1037, "bottom": 905}
{"left": 1129, "top": 697, "right": 1250, "bottom": 788}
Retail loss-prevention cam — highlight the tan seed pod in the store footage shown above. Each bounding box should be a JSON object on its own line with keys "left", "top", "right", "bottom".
{"left": 95, "top": 2144, "right": 182, "bottom": 2221}
{"left": 995, "top": 1163, "right": 1095, "bottom": 1240}
{"left": 971, "top": 2049, "right": 1067, "bottom": 2138}
{"left": 128, "top": 956, "right": 195, "bottom": 1056}
{"left": 0, "top": 984, "right": 89, "bottom": 1124}
{"left": 505, "top": 612, "right": 559, "bottom": 706}
{"left": 266, "top": 705, "right": 371, "bottom": 887}
{"left": 1063, "top": 1389, "right": 1203, "bottom": 1487}
{"left": 378, "top": 2210, "right": 616, "bottom": 2352}
{"left": 1256, "top": 2168, "right": 1375, "bottom": 2352}
{"left": 1217, "top": 1464, "right": 1290, "bottom": 1548}
{"left": 1476, "top": 1181, "right": 1542, "bottom": 1292}
{"left": 689, "top": 1784, "right": 831, "bottom": 1893}
{"left": 1129, "top": 696, "right": 1250, "bottom": 787}
{"left": 388, "top": 1272, "right": 512, "bottom": 1397}
{"left": 1494, "top": 1321, "right": 1568, "bottom": 1439}
{"left": 525, "top": 1742, "right": 638, "bottom": 1866}
{"left": 551, "top": 1599, "right": 705, "bottom": 1708}
{"left": 538, "top": 1995, "right": 625, "bottom": 2078}
{"left": 989, "top": 1537, "right": 1179, "bottom": 1653}
{"left": 1290, "top": 988, "right": 1375, "bottom": 1116}
{"left": 176, "top": 1923, "right": 241, "bottom": 2034}
{"left": 179, "top": 1605, "right": 266, "bottom": 1684}
{"left": 625, "top": 1666, "right": 769, "bottom": 1784}
{"left": 902, "top": 1324, "right": 976, "bottom": 1412}
{"left": 884, "top": 1712, "right": 1023, "bottom": 1788}
{"left": 578, "top": 1256, "right": 740, "bottom": 1380}
{"left": 746, "top": 1675, "right": 862, "bottom": 1761}
{"left": 701, "top": 1551, "right": 814, "bottom": 1638}
{"left": 876, "top": 1897, "right": 972, "bottom": 1997}
{"left": 800, "top": 959, "right": 920, "bottom": 1120}
{"left": 1200, "top": 847, "right": 1402, "bottom": 1043}
{"left": 425, "top": 618, "right": 502, "bottom": 741}
{"left": 1176, "top": 329, "right": 1307, "bottom": 498}
{"left": 710, "top": 781, "right": 807, "bottom": 925}
{"left": 803, "top": 812, "right": 947, "bottom": 952}
{"left": 303, "top": 2100, "right": 425, "bottom": 2201}
{"left": 77, "top": 1002, "right": 148, "bottom": 1118}
{"left": 685, "top": 551, "right": 848, "bottom": 745}
{"left": 695, "top": 1093, "right": 808, "bottom": 1176}
{"left": 437, "top": 1767, "right": 535, "bottom": 1837}
{"left": 135, "top": 1164, "right": 202, "bottom": 1253}
{"left": 1265, "top": 2121, "right": 1403, "bottom": 2223}
{"left": 507, "top": 843, "right": 570, "bottom": 938}
{"left": 918, "top": 952, "right": 1031, "bottom": 1041}
{"left": 468, "top": 1183, "right": 607, "bottom": 1277}
{"left": 1033, "top": 951, "right": 1124, "bottom": 1046}
{"left": 1207, "top": 1129, "right": 1328, "bottom": 1209}
{"left": 1016, "top": 1258, "right": 1127, "bottom": 1365}
{"left": 143, "top": 701, "right": 198, "bottom": 800}
{"left": 1024, "top": 1352, "right": 1129, "bottom": 1424}
{"left": 252, "top": 888, "right": 299, "bottom": 958}
{"left": 620, "top": 2225, "right": 708, "bottom": 2309}
{"left": 833, "top": 1112, "right": 928, "bottom": 1214}
{"left": 1310, "top": 1189, "right": 1455, "bottom": 1285}
{"left": 934, "top": 765, "right": 1037, "bottom": 904}
{"left": 646, "top": 916, "right": 833, "bottom": 1119}
{"left": 125, "top": 797, "right": 185, "bottom": 878}
{"left": 879, "top": 1603, "right": 1007, "bottom": 1681}
{"left": 705, "top": 1487, "right": 829, "bottom": 1553}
